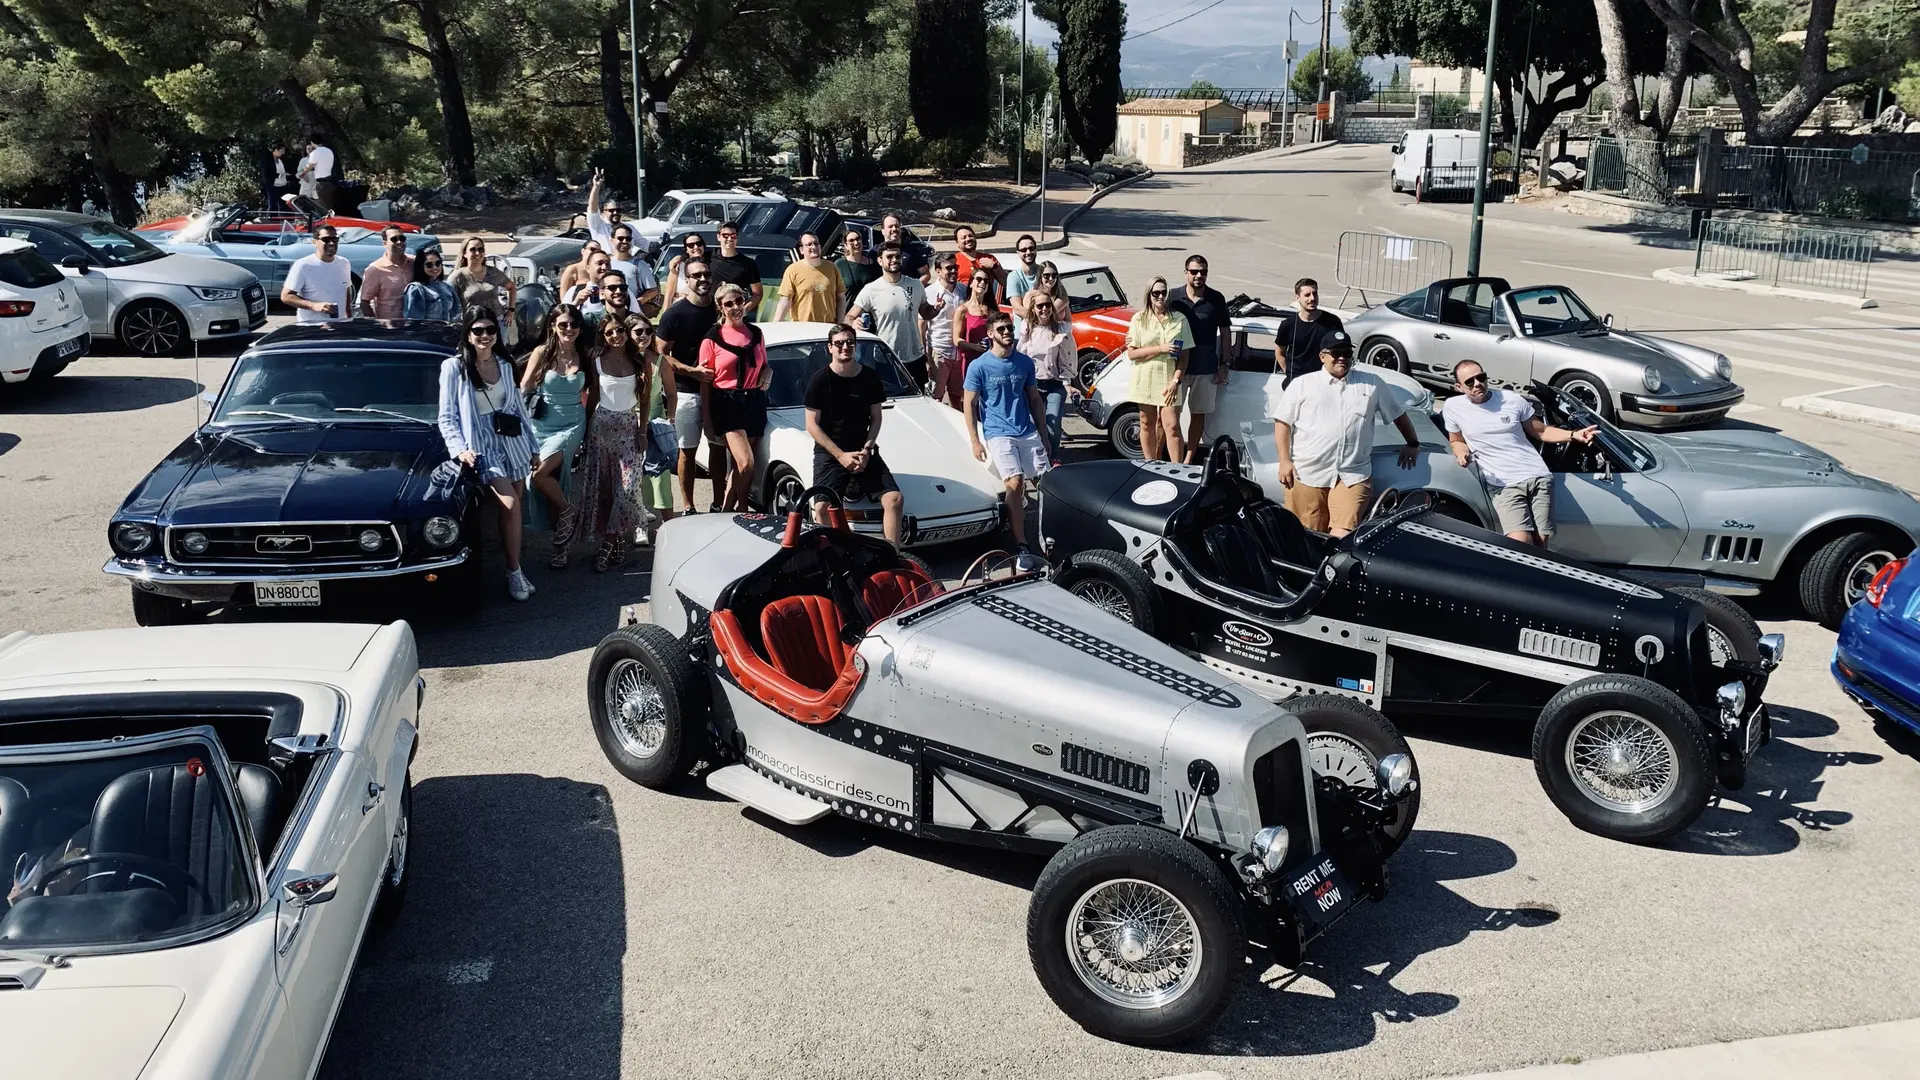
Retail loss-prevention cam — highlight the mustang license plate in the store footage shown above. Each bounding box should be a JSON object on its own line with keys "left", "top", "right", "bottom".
{"left": 254, "top": 580, "right": 321, "bottom": 607}
{"left": 1285, "top": 851, "right": 1360, "bottom": 939}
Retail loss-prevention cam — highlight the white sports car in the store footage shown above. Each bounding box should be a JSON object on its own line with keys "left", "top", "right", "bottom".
{"left": 745, "top": 322, "right": 1005, "bottom": 548}
{"left": 0, "top": 622, "right": 419, "bottom": 1079}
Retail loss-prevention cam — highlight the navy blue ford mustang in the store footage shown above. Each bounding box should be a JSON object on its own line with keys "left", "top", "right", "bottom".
{"left": 104, "top": 321, "right": 481, "bottom": 625}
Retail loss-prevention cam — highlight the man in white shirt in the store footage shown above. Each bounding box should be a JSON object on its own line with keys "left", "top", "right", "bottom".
{"left": 845, "top": 243, "right": 937, "bottom": 386}
{"left": 607, "top": 223, "right": 660, "bottom": 314}
{"left": 1442, "top": 359, "right": 1598, "bottom": 546}
{"left": 305, "top": 138, "right": 337, "bottom": 211}
{"left": 585, "top": 168, "right": 623, "bottom": 249}
{"left": 1271, "top": 332, "right": 1422, "bottom": 536}
{"left": 280, "top": 225, "right": 352, "bottom": 322}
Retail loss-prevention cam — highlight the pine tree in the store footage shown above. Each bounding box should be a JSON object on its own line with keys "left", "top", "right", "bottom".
{"left": 909, "top": 0, "right": 991, "bottom": 168}
{"left": 1056, "top": 0, "right": 1126, "bottom": 160}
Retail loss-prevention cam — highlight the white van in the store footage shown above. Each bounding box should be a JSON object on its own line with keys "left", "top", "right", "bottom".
{"left": 1389, "top": 130, "right": 1484, "bottom": 195}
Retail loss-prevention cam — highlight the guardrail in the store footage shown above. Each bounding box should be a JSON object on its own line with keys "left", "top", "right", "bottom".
{"left": 1692, "top": 218, "right": 1878, "bottom": 297}
{"left": 1334, "top": 231, "right": 1454, "bottom": 308}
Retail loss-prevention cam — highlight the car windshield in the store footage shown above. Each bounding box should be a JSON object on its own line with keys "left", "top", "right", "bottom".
{"left": 0, "top": 735, "right": 256, "bottom": 953}
{"left": 1059, "top": 267, "right": 1127, "bottom": 312}
{"left": 1508, "top": 286, "right": 1603, "bottom": 337}
{"left": 162, "top": 209, "right": 224, "bottom": 245}
{"left": 213, "top": 348, "right": 442, "bottom": 425}
{"left": 69, "top": 219, "right": 166, "bottom": 267}
{"left": 646, "top": 195, "right": 683, "bottom": 221}
{"left": 767, "top": 339, "right": 919, "bottom": 410}
{"left": 1546, "top": 385, "right": 1657, "bottom": 471}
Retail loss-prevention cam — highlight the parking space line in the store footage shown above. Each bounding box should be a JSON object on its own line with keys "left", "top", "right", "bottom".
{"left": 1519, "top": 260, "right": 1656, "bottom": 282}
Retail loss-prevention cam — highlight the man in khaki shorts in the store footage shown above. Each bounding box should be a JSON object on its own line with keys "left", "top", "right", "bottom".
{"left": 1442, "top": 359, "right": 1597, "bottom": 546}
{"left": 1271, "top": 332, "right": 1422, "bottom": 535}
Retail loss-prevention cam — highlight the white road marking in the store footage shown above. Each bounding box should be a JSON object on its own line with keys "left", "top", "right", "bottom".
{"left": 445, "top": 958, "right": 494, "bottom": 984}
{"left": 1730, "top": 402, "right": 1768, "bottom": 414}
{"left": 1075, "top": 235, "right": 1106, "bottom": 250}
{"left": 1722, "top": 354, "right": 1912, "bottom": 386}
{"left": 1521, "top": 260, "right": 1658, "bottom": 282}
{"left": 1737, "top": 327, "right": 1920, "bottom": 365}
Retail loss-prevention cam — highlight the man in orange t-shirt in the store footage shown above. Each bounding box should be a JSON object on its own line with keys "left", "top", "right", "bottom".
{"left": 357, "top": 226, "right": 414, "bottom": 320}
{"left": 951, "top": 225, "right": 1005, "bottom": 301}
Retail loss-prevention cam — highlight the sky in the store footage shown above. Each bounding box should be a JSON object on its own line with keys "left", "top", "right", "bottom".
{"left": 1004, "top": 0, "right": 1343, "bottom": 52}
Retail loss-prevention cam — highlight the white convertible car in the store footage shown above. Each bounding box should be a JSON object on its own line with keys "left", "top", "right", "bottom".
{"left": 0, "top": 622, "right": 419, "bottom": 1079}
{"left": 746, "top": 322, "right": 1005, "bottom": 548}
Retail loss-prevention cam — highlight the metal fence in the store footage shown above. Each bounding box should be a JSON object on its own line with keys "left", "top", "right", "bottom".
{"left": 1693, "top": 218, "right": 1878, "bottom": 297}
{"left": 1334, "top": 231, "right": 1455, "bottom": 308}
{"left": 1589, "top": 136, "right": 1920, "bottom": 223}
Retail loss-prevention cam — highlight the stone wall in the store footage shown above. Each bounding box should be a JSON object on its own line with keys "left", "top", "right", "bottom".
{"left": 1344, "top": 116, "right": 1415, "bottom": 144}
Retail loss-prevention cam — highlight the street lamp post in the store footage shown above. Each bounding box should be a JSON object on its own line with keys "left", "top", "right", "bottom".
{"left": 629, "top": 0, "right": 644, "bottom": 212}
{"left": 1465, "top": 0, "right": 1503, "bottom": 277}
{"left": 1017, "top": 0, "right": 1028, "bottom": 188}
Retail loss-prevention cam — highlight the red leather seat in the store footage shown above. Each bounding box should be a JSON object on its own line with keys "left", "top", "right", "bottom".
{"left": 861, "top": 567, "right": 943, "bottom": 619}
{"left": 760, "top": 595, "right": 854, "bottom": 693}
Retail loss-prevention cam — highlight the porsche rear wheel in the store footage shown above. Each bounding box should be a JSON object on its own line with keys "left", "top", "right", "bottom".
{"left": 1532, "top": 675, "right": 1714, "bottom": 844}
{"left": 1028, "top": 825, "right": 1242, "bottom": 1046}
{"left": 1057, "top": 549, "right": 1158, "bottom": 634}
{"left": 1109, "top": 406, "right": 1143, "bottom": 460}
{"left": 762, "top": 463, "right": 805, "bottom": 518}
{"left": 1286, "top": 693, "right": 1420, "bottom": 855}
{"left": 1667, "top": 587, "right": 1761, "bottom": 666}
{"left": 1360, "top": 337, "right": 1408, "bottom": 375}
{"left": 588, "top": 623, "right": 706, "bottom": 787}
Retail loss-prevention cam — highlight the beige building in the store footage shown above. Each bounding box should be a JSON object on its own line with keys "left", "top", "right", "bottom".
{"left": 1115, "top": 98, "right": 1246, "bottom": 169}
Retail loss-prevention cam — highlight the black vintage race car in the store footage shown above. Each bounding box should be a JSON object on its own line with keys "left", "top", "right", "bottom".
{"left": 1037, "top": 440, "right": 1786, "bottom": 845}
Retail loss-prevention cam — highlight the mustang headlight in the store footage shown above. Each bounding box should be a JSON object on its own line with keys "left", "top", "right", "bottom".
{"left": 423, "top": 516, "right": 461, "bottom": 548}
{"left": 1716, "top": 681, "right": 1748, "bottom": 722}
{"left": 111, "top": 521, "right": 156, "bottom": 555}
{"left": 179, "top": 531, "right": 210, "bottom": 555}
{"left": 1376, "top": 753, "right": 1416, "bottom": 797}
{"left": 1715, "top": 353, "right": 1733, "bottom": 380}
{"left": 187, "top": 285, "right": 241, "bottom": 301}
{"left": 1251, "top": 825, "right": 1290, "bottom": 875}
{"left": 357, "top": 528, "right": 385, "bottom": 552}
{"left": 1641, "top": 364, "right": 1661, "bottom": 392}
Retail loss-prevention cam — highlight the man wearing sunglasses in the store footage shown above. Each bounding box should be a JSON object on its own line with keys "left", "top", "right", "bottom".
{"left": 1004, "top": 234, "right": 1040, "bottom": 306}
{"left": 658, "top": 260, "right": 721, "bottom": 512}
{"left": 1271, "top": 332, "right": 1421, "bottom": 537}
{"left": 585, "top": 167, "right": 624, "bottom": 249}
{"left": 358, "top": 226, "right": 414, "bottom": 319}
{"left": 966, "top": 311, "right": 1049, "bottom": 570}
{"left": 281, "top": 225, "right": 351, "bottom": 322}
{"left": 1443, "top": 359, "right": 1598, "bottom": 547}
{"left": 845, "top": 242, "right": 937, "bottom": 387}
{"left": 1167, "top": 254, "right": 1233, "bottom": 463}
{"left": 608, "top": 224, "right": 660, "bottom": 314}
{"left": 805, "top": 324, "right": 905, "bottom": 544}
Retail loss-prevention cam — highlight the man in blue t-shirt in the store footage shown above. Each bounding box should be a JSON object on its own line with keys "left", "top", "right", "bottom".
{"left": 964, "top": 311, "right": 1048, "bottom": 569}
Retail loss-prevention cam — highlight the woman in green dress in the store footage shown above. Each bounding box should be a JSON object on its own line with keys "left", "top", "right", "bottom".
{"left": 519, "top": 304, "right": 590, "bottom": 567}
{"left": 1124, "top": 275, "right": 1193, "bottom": 463}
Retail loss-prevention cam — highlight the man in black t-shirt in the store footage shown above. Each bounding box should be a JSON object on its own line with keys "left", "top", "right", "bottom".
{"left": 804, "top": 322, "right": 904, "bottom": 545}
{"left": 1274, "top": 277, "right": 1345, "bottom": 385}
{"left": 657, "top": 261, "right": 722, "bottom": 511}
{"left": 708, "top": 221, "right": 762, "bottom": 314}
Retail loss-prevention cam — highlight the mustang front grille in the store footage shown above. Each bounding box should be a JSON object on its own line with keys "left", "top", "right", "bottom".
{"left": 1701, "top": 534, "right": 1764, "bottom": 564}
{"left": 165, "top": 521, "right": 402, "bottom": 567}
{"left": 1058, "top": 743, "right": 1151, "bottom": 794}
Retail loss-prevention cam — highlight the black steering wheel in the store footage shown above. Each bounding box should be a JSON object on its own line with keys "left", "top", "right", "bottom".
{"left": 31, "top": 852, "right": 214, "bottom": 913}
{"left": 1203, "top": 435, "right": 1241, "bottom": 487}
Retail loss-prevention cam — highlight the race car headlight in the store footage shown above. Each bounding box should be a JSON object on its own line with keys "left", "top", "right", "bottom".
{"left": 356, "top": 528, "right": 385, "bottom": 552}
{"left": 179, "top": 531, "right": 210, "bottom": 555}
{"left": 1251, "top": 825, "right": 1290, "bottom": 875}
{"left": 1757, "top": 633, "right": 1786, "bottom": 668}
{"left": 1716, "top": 681, "right": 1748, "bottom": 722}
{"left": 423, "top": 516, "right": 460, "bottom": 548}
{"left": 1641, "top": 364, "right": 1661, "bottom": 392}
{"left": 1376, "top": 753, "right": 1416, "bottom": 797}
{"left": 111, "top": 521, "right": 156, "bottom": 555}
{"left": 1714, "top": 353, "right": 1733, "bottom": 380}
{"left": 188, "top": 285, "right": 241, "bottom": 301}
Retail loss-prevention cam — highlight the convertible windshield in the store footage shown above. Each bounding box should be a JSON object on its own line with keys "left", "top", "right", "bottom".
{"left": 0, "top": 736, "right": 256, "bottom": 952}
{"left": 1550, "top": 387, "right": 1657, "bottom": 471}
{"left": 69, "top": 219, "right": 167, "bottom": 267}
{"left": 1058, "top": 267, "right": 1128, "bottom": 313}
{"left": 646, "top": 195, "right": 683, "bottom": 222}
{"left": 1508, "top": 287, "right": 1603, "bottom": 337}
{"left": 767, "top": 340, "right": 919, "bottom": 410}
{"left": 214, "top": 348, "right": 442, "bottom": 425}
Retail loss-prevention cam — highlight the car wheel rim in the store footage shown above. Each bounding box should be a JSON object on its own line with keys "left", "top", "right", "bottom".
{"left": 1116, "top": 414, "right": 1142, "bottom": 459}
{"left": 1564, "top": 711, "right": 1678, "bottom": 814}
{"left": 605, "top": 658, "right": 668, "bottom": 759}
{"left": 773, "top": 473, "right": 806, "bottom": 517}
{"left": 124, "top": 307, "right": 182, "bottom": 355}
{"left": 1306, "top": 732, "right": 1378, "bottom": 789}
{"left": 1363, "top": 343, "right": 1401, "bottom": 371}
{"left": 1561, "top": 379, "right": 1606, "bottom": 414}
{"left": 1079, "top": 356, "right": 1104, "bottom": 389}
{"left": 387, "top": 797, "right": 409, "bottom": 888}
{"left": 1070, "top": 579, "right": 1133, "bottom": 623}
{"left": 1704, "top": 625, "right": 1736, "bottom": 667}
{"left": 1066, "top": 878, "right": 1203, "bottom": 1010}
{"left": 1844, "top": 549, "right": 1897, "bottom": 607}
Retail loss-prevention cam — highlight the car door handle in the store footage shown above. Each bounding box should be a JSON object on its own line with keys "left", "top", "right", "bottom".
{"left": 1433, "top": 333, "right": 1450, "bottom": 340}
{"left": 362, "top": 781, "right": 385, "bottom": 815}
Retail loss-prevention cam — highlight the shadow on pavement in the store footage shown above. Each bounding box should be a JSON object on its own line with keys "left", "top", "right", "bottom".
{"left": 0, "top": 433, "right": 17, "bottom": 457}
{"left": 320, "top": 773, "right": 624, "bottom": 1080}
{"left": 0, "top": 374, "right": 200, "bottom": 414}
{"left": 411, "top": 542, "right": 638, "bottom": 668}
{"left": 1071, "top": 205, "right": 1258, "bottom": 239}
{"left": 1665, "top": 705, "right": 1872, "bottom": 856}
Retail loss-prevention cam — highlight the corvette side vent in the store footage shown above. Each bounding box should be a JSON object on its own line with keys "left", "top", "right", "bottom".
{"left": 1703, "top": 534, "right": 1764, "bottom": 564}
{"left": 1518, "top": 628, "right": 1601, "bottom": 667}
{"left": 1060, "top": 743, "right": 1151, "bottom": 795}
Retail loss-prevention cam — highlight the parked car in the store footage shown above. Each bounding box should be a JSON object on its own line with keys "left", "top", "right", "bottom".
{"left": 1834, "top": 555, "right": 1920, "bottom": 738}
{"left": 748, "top": 322, "right": 1004, "bottom": 548}
{"left": 585, "top": 496, "right": 1419, "bottom": 1044}
{"left": 1004, "top": 254, "right": 1136, "bottom": 389}
{"left": 0, "top": 238, "right": 90, "bottom": 385}
{"left": 139, "top": 198, "right": 423, "bottom": 238}
{"left": 103, "top": 321, "right": 481, "bottom": 626}
{"left": 0, "top": 620, "right": 417, "bottom": 1079}
{"left": 1039, "top": 439, "right": 1784, "bottom": 844}
{"left": 1344, "top": 277, "right": 1744, "bottom": 428}
{"left": 0, "top": 209, "right": 266, "bottom": 358}
{"left": 631, "top": 188, "right": 788, "bottom": 248}
{"left": 133, "top": 205, "right": 442, "bottom": 313}
{"left": 487, "top": 235, "right": 590, "bottom": 345}
{"left": 1389, "top": 129, "right": 1483, "bottom": 195}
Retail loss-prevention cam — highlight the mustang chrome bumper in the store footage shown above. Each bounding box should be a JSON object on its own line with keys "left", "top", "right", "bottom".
{"left": 105, "top": 551, "right": 470, "bottom": 600}
{"left": 1618, "top": 385, "right": 1745, "bottom": 428}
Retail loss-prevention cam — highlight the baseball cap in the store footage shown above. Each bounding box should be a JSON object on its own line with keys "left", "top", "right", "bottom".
{"left": 1321, "top": 331, "right": 1354, "bottom": 357}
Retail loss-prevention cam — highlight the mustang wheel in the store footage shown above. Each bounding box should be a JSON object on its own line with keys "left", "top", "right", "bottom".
{"left": 117, "top": 300, "right": 189, "bottom": 358}
{"left": 130, "top": 588, "right": 189, "bottom": 627}
{"left": 371, "top": 772, "right": 411, "bottom": 931}
{"left": 1057, "top": 549, "right": 1158, "bottom": 634}
{"left": 1286, "top": 693, "right": 1420, "bottom": 855}
{"left": 1109, "top": 406, "right": 1143, "bottom": 460}
{"left": 1799, "top": 531, "right": 1902, "bottom": 629}
{"left": 588, "top": 623, "right": 707, "bottom": 787}
{"left": 1550, "top": 370, "right": 1617, "bottom": 423}
{"left": 1028, "top": 825, "right": 1242, "bottom": 1045}
{"left": 1532, "top": 675, "right": 1714, "bottom": 844}
{"left": 1667, "top": 587, "right": 1761, "bottom": 665}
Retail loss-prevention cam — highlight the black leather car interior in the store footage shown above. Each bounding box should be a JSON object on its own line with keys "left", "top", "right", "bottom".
{"left": 91, "top": 763, "right": 248, "bottom": 912}
{"left": 1242, "top": 503, "right": 1323, "bottom": 573}
{"left": 1201, "top": 523, "right": 1284, "bottom": 598}
{"left": 232, "top": 763, "right": 287, "bottom": 856}
{"left": 0, "top": 777, "right": 29, "bottom": 889}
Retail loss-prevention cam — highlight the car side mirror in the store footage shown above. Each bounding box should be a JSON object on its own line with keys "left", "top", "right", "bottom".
{"left": 200, "top": 390, "right": 218, "bottom": 405}
{"left": 281, "top": 872, "right": 338, "bottom": 908}
{"left": 1603, "top": 313, "right": 1614, "bottom": 328}
{"left": 61, "top": 254, "right": 92, "bottom": 270}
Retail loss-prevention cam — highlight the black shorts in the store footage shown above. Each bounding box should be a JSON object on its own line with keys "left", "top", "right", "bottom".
{"left": 710, "top": 388, "right": 768, "bottom": 440}
{"left": 813, "top": 449, "right": 900, "bottom": 502}
{"left": 903, "top": 356, "right": 929, "bottom": 387}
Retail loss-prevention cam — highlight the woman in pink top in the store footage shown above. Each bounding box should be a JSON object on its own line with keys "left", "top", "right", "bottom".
{"left": 699, "top": 282, "right": 773, "bottom": 512}
{"left": 944, "top": 268, "right": 996, "bottom": 411}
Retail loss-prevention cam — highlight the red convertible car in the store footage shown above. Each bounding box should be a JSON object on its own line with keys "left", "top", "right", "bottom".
{"left": 140, "top": 199, "right": 421, "bottom": 238}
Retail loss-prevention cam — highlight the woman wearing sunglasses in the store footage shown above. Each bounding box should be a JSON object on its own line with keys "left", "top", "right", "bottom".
{"left": 1124, "top": 275, "right": 1193, "bottom": 463}
{"left": 945, "top": 268, "right": 998, "bottom": 410}
{"left": 702, "top": 283, "right": 772, "bottom": 513}
{"left": 437, "top": 307, "right": 539, "bottom": 601}
{"left": 1018, "top": 293, "right": 1077, "bottom": 465}
{"left": 448, "top": 236, "right": 517, "bottom": 346}
{"left": 403, "top": 247, "right": 459, "bottom": 321}
{"left": 519, "top": 304, "right": 590, "bottom": 566}
{"left": 576, "top": 314, "right": 655, "bottom": 571}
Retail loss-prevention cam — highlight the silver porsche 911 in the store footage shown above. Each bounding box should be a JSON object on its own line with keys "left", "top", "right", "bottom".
{"left": 1343, "top": 277, "right": 1744, "bottom": 429}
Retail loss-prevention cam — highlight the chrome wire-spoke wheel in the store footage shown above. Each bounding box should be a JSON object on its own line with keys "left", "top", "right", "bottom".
{"left": 1070, "top": 579, "right": 1133, "bottom": 623}
{"left": 1564, "top": 710, "right": 1678, "bottom": 813}
{"left": 1307, "top": 732, "right": 1377, "bottom": 788}
{"left": 1844, "top": 549, "right": 1897, "bottom": 607}
{"left": 605, "top": 658, "right": 668, "bottom": 760}
{"left": 1066, "top": 879, "right": 1203, "bottom": 1010}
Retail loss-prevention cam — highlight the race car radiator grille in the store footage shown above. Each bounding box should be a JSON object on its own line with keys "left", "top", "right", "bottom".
{"left": 1518, "top": 628, "right": 1601, "bottom": 667}
{"left": 1059, "top": 743, "right": 1151, "bottom": 795}
{"left": 1252, "top": 739, "right": 1314, "bottom": 873}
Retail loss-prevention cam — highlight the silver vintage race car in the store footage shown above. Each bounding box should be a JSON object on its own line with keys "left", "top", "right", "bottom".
{"left": 583, "top": 492, "right": 1420, "bottom": 1045}
{"left": 1344, "top": 277, "right": 1744, "bottom": 428}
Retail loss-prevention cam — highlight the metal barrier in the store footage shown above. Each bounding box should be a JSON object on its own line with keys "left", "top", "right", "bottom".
{"left": 1692, "top": 218, "right": 1878, "bottom": 297}
{"left": 1590, "top": 135, "right": 1920, "bottom": 222}
{"left": 1334, "top": 231, "right": 1454, "bottom": 308}
{"left": 1414, "top": 164, "right": 1517, "bottom": 202}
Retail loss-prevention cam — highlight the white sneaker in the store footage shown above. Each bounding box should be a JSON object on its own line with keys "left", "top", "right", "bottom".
{"left": 507, "top": 569, "right": 533, "bottom": 602}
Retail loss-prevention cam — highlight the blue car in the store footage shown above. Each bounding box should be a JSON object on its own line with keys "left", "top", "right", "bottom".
{"left": 1833, "top": 555, "right": 1920, "bottom": 735}
{"left": 136, "top": 204, "right": 443, "bottom": 300}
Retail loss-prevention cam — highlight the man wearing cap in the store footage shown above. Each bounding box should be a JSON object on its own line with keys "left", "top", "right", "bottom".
{"left": 1270, "top": 331, "right": 1422, "bottom": 537}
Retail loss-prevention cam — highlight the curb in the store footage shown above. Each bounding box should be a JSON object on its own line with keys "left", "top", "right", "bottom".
{"left": 1651, "top": 266, "right": 1879, "bottom": 308}
{"left": 1186, "top": 139, "right": 1339, "bottom": 170}
{"left": 980, "top": 185, "right": 1041, "bottom": 239}
{"left": 1781, "top": 384, "right": 1920, "bottom": 434}
{"left": 1036, "top": 169, "right": 1156, "bottom": 252}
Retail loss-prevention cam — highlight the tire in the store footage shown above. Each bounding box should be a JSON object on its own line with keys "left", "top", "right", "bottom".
{"left": 1798, "top": 531, "right": 1903, "bottom": 629}
{"left": 1077, "top": 348, "right": 1109, "bottom": 391}
{"left": 1667, "top": 586, "right": 1761, "bottom": 666}
{"left": 1109, "top": 405, "right": 1143, "bottom": 460}
{"left": 1056, "top": 549, "right": 1158, "bottom": 634}
{"left": 761, "top": 462, "right": 805, "bottom": 517}
{"left": 1390, "top": 174, "right": 1404, "bottom": 193}
{"left": 117, "top": 300, "right": 189, "bottom": 358}
{"left": 369, "top": 772, "right": 411, "bottom": 932}
{"left": 131, "top": 588, "right": 188, "bottom": 627}
{"left": 587, "top": 623, "right": 707, "bottom": 788}
{"left": 1360, "top": 337, "right": 1408, "bottom": 375}
{"left": 1284, "top": 693, "right": 1420, "bottom": 855}
{"left": 1550, "top": 370, "right": 1617, "bottom": 423}
{"left": 1027, "top": 825, "right": 1244, "bottom": 1046}
{"left": 1531, "top": 674, "right": 1715, "bottom": 844}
